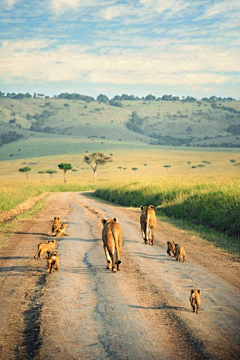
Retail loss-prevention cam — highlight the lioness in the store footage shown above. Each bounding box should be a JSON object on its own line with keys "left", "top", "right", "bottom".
{"left": 53, "top": 223, "right": 68, "bottom": 237}
{"left": 174, "top": 243, "right": 186, "bottom": 262}
{"left": 101, "top": 217, "right": 122, "bottom": 273}
{"left": 34, "top": 240, "right": 56, "bottom": 259}
{"left": 167, "top": 241, "right": 176, "bottom": 257}
{"left": 46, "top": 251, "right": 60, "bottom": 273}
{"left": 140, "top": 205, "right": 156, "bottom": 245}
{"left": 190, "top": 289, "right": 201, "bottom": 314}
{"left": 52, "top": 217, "right": 60, "bottom": 234}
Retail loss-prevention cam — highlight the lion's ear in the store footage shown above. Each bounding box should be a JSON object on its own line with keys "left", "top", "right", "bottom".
{"left": 101, "top": 219, "right": 107, "bottom": 225}
{"left": 191, "top": 289, "right": 194, "bottom": 294}
{"left": 141, "top": 205, "right": 144, "bottom": 210}
{"left": 149, "top": 204, "right": 154, "bottom": 208}
{"left": 198, "top": 290, "right": 201, "bottom": 294}
{"left": 113, "top": 217, "right": 118, "bottom": 223}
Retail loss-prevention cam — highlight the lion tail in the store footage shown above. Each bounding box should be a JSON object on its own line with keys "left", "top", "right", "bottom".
{"left": 110, "top": 224, "right": 121, "bottom": 265}
{"left": 146, "top": 209, "right": 150, "bottom": 243}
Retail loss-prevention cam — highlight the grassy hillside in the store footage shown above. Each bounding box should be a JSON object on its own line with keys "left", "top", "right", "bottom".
{"left": 0, "top": 97, "right": 239, "bottom": 161}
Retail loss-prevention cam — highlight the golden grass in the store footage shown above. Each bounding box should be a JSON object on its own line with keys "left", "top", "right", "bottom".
{"left": 0, "top": 147, "right": 239, "bottom": 181}
{"left": 0, "top": 147, "right": 239, "bottom": 211}
{"left": 0, "top": 147, "right": 239, "bottom": 254}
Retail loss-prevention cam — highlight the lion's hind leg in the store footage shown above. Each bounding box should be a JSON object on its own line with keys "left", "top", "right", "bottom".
{"left": 109, "top": 251, "right": 117, "bottom": 273}
{"left": 47, "top": 260, "right": 52, "bottom": 273}
{"left": 55, "top": 259, "right": 60, "bottom": 271}
{"left": 149, "top": 227, "right": 154, "bottom": 246}
{"left": 104, "top": 245, "right": 112, "bottom": 269}
{"left": 192, "top": 302, "right": 196, "bottom": 313}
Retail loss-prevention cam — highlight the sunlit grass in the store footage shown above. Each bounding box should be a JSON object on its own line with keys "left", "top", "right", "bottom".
{"left": 0, "top": 147, "right": 239, "bottom": 254}
{"left": 95, "top": 178, "right": 240, "bottom": 252}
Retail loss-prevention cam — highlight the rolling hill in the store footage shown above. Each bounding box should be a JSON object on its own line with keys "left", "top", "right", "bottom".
{"left": 0, "top": 96, "right": 240, "bottom": 160}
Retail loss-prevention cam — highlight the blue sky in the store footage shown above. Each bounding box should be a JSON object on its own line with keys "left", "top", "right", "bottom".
{"left": 0, "top": 0, "right": 239, "bottom": 99}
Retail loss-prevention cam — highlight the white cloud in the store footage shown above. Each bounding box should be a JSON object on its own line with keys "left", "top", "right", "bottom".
{"left": 49, "top": 0, "right": 114, "bottom": 15}
{"left": 139, "top": 0, "right": 187, "bottom": 14}
{"left": 197, "top": 0, "right": 240, "bottom": 20}
{"left": 0, "top": 40, "right": 239, "bottom": 89}
{"left": 50, "top": 0, "right": 82, "bottom": 14}
{"left": 3, "top": 0, "right": 18, "bottom": 9}
{"left": 0, "top": 1, "right": 239, "bottom": 97}
{"left": 101, "top": 5, "right": 132, "bottom": 21}
{"left": 1, "top": 39, "right": 54, "bottom": 52}
{"left": 98, "top": 0, "right": 188, "bottom": 24}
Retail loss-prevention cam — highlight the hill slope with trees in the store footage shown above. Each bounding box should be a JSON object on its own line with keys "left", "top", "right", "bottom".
{"left": 0, "top": 92, "right": 239, "bottom": 159}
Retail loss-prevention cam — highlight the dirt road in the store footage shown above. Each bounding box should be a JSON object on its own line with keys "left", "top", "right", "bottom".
{"left": 0, "top": 192, "right": 239, "bottom": 360}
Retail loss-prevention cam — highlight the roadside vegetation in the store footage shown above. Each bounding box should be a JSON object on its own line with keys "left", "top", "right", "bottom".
{"left": 95, "top": 179, "right": 240, "bottom": 254}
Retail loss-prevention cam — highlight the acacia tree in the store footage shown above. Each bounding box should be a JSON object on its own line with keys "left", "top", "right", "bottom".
{"left": 19, "top": 167, "right": 31, "bottom": 180}
{"left": 45, "top": 170, "right": 57, "bottom": 178}
{"left": 38, "top": 171, "right": 45, "bottom": 177}
{"left": 83, "top": 152, "right": 112, "bottom": 183}
{"left": 164, "top": 165, "right": 171, "bottom": 172}
{"left": 58, "top": 163, "right": 72, "bottom": 183}
{"left": 132, "top": 167, "right": 138, "bottom": 175}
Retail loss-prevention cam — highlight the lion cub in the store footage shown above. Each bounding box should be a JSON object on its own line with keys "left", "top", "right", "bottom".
{"left": 167, "top": 241, "right": 176, "bottom": 257}
{"left": 46, "top": 251, "right": 60, "bottom": 273}
{"left": 34, "top": 240, "right": 56, "bottom": 259}
{"left": 53, "top": 223, "right": 68, "bottom": 237}
{"left": 174, "top": 243, "right": 186, "bottom": 262}
{"left": 190, "top": 289, "right": 201, "bottom": 314}
{"left": 52, "top": 217, "right": 60, "bottom": 234}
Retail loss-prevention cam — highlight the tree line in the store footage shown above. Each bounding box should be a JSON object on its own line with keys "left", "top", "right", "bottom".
{"left": 0, "top": 91, "right": 235, "bottom": 103}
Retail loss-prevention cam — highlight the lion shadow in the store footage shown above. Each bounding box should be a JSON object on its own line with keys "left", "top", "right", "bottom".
{"left": 0, "top": 265, "right": 43, "bottom": 276}
{"left": 14, "top": 231, "right": 49, "bottom": 236}
{"left": 60, "top": 237, "right": 101, "bottom": 243}
{"left": 132, "top": 252, "right": 173, "bottom": 262}
{"left": 60, "top": 264, "right": 105, "bottom": 274}
{"left": 0, "top": 256, "right": 29, "bottom": 260}
{"left": 129, "top": 304, "right": 188, "bottom": 312}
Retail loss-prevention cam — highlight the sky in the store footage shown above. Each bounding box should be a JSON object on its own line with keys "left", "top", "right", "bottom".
{"left": 0, "top": 0, "right": 240, "bottom": 99}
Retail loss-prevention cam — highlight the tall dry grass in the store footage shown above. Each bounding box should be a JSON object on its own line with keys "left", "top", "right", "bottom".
{"left": 95, "top": 179, "right": 240, "bottom": 239}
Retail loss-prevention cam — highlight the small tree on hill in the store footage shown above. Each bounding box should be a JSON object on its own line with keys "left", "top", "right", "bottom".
{"left": 45, "top": 170, "right": 57, "bottom": 178}
{"left": 19, "top": 167, "right": 31, "bottom": 180}
{"left": 164, "top": 165, "right": 171, "bottom": 172}
{"left": 38, "top": 171, "right": 45, "bottom": 177}
{"left": 97, "top": 94, "right": 109, "bottom": 104}
{"left": 58, "top": 163, "right": 72, "bottom": 183}
{"left": 84, "top": 152, "right": 112, "bottom": 183}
